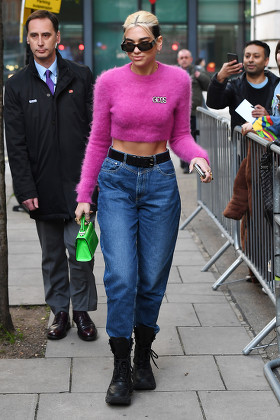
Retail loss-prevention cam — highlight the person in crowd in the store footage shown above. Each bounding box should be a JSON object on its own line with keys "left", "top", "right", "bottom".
{"left": 4, "top": 10, "right": 98, "bottom": 342}
{"left": 195, "top": 57, "right": 206, "bottom": 70}
{"left": 177, "top": 49, "right": 211, "bottom": 173}
{"left": 206, "top": 40, "right": 280, "bottom": 131}
{"left": 75, "top": 10, "right": 212, "bottom": 406}
{"left": 242, "top": 116, "right": 280, "bottom": 140}
{"left": 213, "top": 41, "right": 280, "bottom": 283}
{"left": 242, "top": 41, "right": 280, "bottom": 138}
{"left": 271, "top": 40, "right": 280, "bottom": 116}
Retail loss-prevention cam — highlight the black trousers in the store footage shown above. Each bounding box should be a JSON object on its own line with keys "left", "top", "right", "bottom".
{"left": 35, "top": 218, "right": 97, "bottom": 315}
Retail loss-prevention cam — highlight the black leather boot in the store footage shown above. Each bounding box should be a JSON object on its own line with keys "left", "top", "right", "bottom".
{"left": 133, "top": 325, "right": 158, "bottom": 390}
{"left": 105, "top": 337, "right": 133, "bottom": 405}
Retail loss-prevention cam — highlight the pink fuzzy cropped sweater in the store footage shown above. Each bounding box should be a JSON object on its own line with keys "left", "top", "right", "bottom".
{"left": 76, "top": 62, "right": 209, "bottom": 203}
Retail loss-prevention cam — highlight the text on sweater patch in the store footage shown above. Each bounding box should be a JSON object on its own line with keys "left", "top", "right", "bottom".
{"left": 152, "top": 96, "right": 167, "bottom": 104}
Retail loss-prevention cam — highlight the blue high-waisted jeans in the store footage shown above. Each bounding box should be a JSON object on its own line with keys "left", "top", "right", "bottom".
{"left": 97, "top": 149, "right": 181, "bottom": 339}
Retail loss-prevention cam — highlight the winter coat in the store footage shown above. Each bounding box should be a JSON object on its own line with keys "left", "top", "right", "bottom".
{"left": 4, "top": 51, "right": 95, "bottom": 220}
{"left": 186, "top": 64, "right": 211, "bottom": 116}
{"left": 223, "top": 146, "right": 253, "bottom": 252}
{"left": 206, "top": 70, "right": 280, "bottom": 131}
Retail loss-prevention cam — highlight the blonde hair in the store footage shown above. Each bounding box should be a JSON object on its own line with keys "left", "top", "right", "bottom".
{"left": 123, "top": 10, "right": 161, "bottom": 39}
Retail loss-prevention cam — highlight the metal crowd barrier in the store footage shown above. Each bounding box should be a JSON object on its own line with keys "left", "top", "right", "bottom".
{"left": 180, "top": 108, "right": 280, "bottom": 348}
{"left": 235, "top": 129, "right": 278, "bottom": 355}
{"left": 264, "top": 165, "right": 280, "bottom": 403}
{"left": 227, "top": 128, "right": 276, "bottom": 300}
{"left": 181, "top": 107, "right": 280, "bottom": 402}
{"left": 180, "top": 108, "right": 240, "bottom": 271}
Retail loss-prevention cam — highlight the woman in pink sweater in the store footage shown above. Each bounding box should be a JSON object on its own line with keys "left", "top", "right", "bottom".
{"left": 76, "top": 10, "right": 212, "bottom": 406}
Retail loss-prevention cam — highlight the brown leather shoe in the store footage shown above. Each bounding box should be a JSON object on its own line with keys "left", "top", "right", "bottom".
{"left": 73, "top": 311, "right": 98, "bottom": 341}
{"left": 47, "top": 311, "right": 71, "bottom": 340}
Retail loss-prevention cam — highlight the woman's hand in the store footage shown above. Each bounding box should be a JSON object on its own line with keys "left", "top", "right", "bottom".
{"left": 241, "top": 122, "right": 254, "bottom": 136}
{"left": 189, "top": 158, "right": 212, "bottom": 183}
{"left": 75, "top": 202, "right": 91, "bottom": 225}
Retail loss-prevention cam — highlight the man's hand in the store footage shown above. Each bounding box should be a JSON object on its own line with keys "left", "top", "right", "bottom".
{"left": 251, "top": 104, "right": 268, "bottom": 118}
{"left": 22, "top": 198, "right": 39, "bottom": 211}
{"left": 216, "top": 60, "right": 243, "bottom": 83}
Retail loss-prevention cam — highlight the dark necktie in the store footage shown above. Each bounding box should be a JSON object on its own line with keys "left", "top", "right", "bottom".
{"left": 45, "top": 69, "right": 54, "bottom": 95}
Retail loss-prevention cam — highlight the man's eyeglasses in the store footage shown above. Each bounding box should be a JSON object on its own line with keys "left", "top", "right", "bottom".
{"left": 121, "top": 39, "right": 157, "bottom": 53}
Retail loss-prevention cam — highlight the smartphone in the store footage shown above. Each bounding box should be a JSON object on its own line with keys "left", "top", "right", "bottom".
{"left": 193, "top": 163, "right": 206, "bottom": 179}
{"left": 227, "top": 53, "right": 239, "bottom": 64}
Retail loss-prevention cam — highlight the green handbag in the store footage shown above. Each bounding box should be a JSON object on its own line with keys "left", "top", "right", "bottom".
{"left": 75, "top": 215, "right": 99, "bottom": 262}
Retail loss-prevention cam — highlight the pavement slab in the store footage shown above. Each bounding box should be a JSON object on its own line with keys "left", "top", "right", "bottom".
{"left": 9, "top": 285, "right": 45, "bottom": 305}
{"left": 45, "top": 328, "right": 110, "bottom": 358}
{"left": 216, "top": 355, "right": 271, "bottom": 390}
{"left": 8, "top": 268, "right": 43, "bottom": 286}
{"left": 93, "top": 266, "right": 105, "bottom": 284}
{"left": 172, "top": 250, "right": 206, "bottom": 266}
{"left": 0, "top": 359, "right": 70, "bottom": 393}
{"left": 8, "top": 241, "right": 41, "bottom": 254}
{"left": 165, "top": 282, "right": 227, "bottom": 304}
{"left": 8, "top": 253, "right": 41, "bottom": 269}
{"left": 194, "top": 302, "right": 241, "bottom": 326}
{"left": 158, "top": 302, "right": 200, "bottom": 327}
{"left": 178, "top": 265, "right": 216, "bottom": 283}
{"left": 166, "top": 282, "right": 224, "bottom": 296}
{"left": 153, "top": 326, "right": 184, "bottom": 356}
{"left": 37, "top": 392, "right": 204, "bottom": 420}
{"left": 175, "top": 236, "right": 199, "bottom": 251}
{"left": 167, "top": 266, "right": 182, "bottom": 283}
{"left": 88, "top": 304, "right": 107, "bottom": 328}
{"left": 178, "top": 326, "right": 251, "bottom": 355}
{"left": 7, "top": 227, "right": 39, "bottom": 242}
{"left": 0, "top": 394, "right": 38, "bottom": 420}
{"left": 93, "top": 252, "right": 105, "bottom": 268}
{"left": 95, "top": 284, "right": 107, "bottom": 304}
{"left": 199, "top": 390, "right": 280, "bottom": 419}
{"left": 153, "top": 355, "right": 225, "bottom": 391}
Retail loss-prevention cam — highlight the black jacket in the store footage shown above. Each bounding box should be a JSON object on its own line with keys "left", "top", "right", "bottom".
{"left": 206, "top": 70, "right": 280, "bottom": 131}
{"left": 186, "top": 64, "right": 210, "bottom": 116}
{"left": 4, "top": 52, "right": 95, "bottom": 220}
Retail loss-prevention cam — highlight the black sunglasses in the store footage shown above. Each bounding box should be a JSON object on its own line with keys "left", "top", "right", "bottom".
{"left": 121, "top": 38, "right": 157, "bottom": 53}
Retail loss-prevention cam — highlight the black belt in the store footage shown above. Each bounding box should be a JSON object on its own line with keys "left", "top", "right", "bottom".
{"left": 108, "top": 148, "right": 170, "bottom": 168}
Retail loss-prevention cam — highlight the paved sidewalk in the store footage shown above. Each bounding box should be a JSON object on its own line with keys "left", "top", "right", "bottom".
{"left": 1, "top": 158, "right": 280, "bottom": 419}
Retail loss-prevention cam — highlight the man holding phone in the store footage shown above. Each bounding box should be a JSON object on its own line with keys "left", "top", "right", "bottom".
{"left": 207, "top": 40, "right": 280, "bottom": 131}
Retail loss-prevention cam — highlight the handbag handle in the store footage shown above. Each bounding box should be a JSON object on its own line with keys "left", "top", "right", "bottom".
{"left": 80, "top": 215, "right": 87, "bottom": 235}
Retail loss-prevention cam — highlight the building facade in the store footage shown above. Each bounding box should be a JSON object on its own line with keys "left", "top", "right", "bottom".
{"left": 250, "top": 0, "right": 280, "bottom": 75}
{"left": 3, "top": 0, "right": 251, "bottom": 81}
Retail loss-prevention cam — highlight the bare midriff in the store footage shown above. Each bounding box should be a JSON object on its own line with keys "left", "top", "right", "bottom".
{"left": 112, "top": 139, "right": 168, "bottom": 156}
